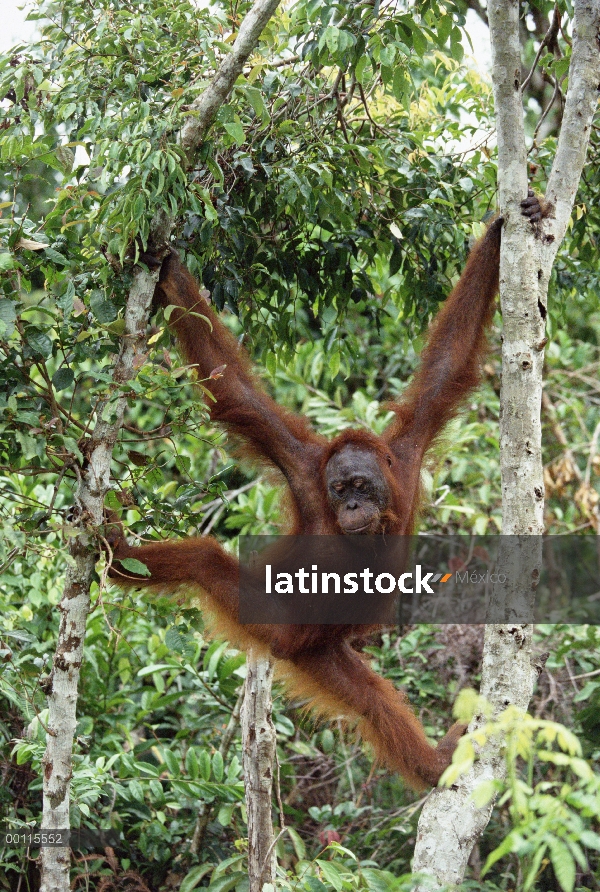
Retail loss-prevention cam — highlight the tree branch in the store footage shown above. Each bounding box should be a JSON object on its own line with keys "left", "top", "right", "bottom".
{"left": 242, "top": 651, "right": 276, "bottom": 892}
{"left": 181, "top": 0, "right": 282, "bottom": 155}
{"left": 545, "top": 0, "right": 600, "bottom": 247}
{"left": 412, "top": 0, "right": 600, "bottom": 886}
{"left": 521, "top": 5, "right": 562, "bottom": 94}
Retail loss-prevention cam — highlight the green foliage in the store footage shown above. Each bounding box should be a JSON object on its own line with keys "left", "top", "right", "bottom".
{"left": 1, "top": 586, "right": 248, "bottom": 873}
{"left": 0, "top": 0, "right": 503, "bottom": 368}
{"left": 461, "top": 709, "right": 600, "bottom": 892}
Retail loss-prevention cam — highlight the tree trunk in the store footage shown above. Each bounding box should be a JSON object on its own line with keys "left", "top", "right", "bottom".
{"left": 40, "top": 263, "right": 161, "bottom": 892}
{"left": 242, "top": 651, "right": 277, "bottom": 892}
{"left": 412, "top": 0, "right": 600, "bottom": 885}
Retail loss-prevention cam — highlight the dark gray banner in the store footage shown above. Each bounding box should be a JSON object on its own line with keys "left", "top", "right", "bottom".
{"left": 238, "top": 535, "right": 600, "bottom": 624}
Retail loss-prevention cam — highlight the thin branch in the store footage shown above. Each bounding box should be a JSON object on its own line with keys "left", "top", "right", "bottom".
{"left": 521, "top": 4, "right": 562, "bottom": 93}
{"left": 181, "top": 0, "right": 283, "bottom": 155}
{"left": 545, "top": 0, "right": 600, "bottom": 246}
{"left": 532, "top": 73, "right": 563, "bottom": 143}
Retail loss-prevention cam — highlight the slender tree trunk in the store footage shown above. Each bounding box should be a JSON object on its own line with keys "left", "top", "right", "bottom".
{"left": 242, "top": 651, "right": 277, "bottom": 892}
{"left": 40, "top": 262, "right": 162, "bottom": 892}
{"left": 412, "top": 0, "right": 600, "bottom": 885}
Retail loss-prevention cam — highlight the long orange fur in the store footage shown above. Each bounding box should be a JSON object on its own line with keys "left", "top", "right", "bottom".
{"left": 110, "top": 217, "right": 503, "bottom": 788}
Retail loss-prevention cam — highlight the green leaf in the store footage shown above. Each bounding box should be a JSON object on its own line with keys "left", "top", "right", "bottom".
{"left": 450, "top": 27, "right": 464, "bottom": 62}
{"left": 139, "top": 662, "right": 171, "bottom": 675}
{"left": 38, "top": 152, "right": 69, "bottom": 174}
{"left": 217, "top": 803, "right": 234, "bottom": 826}
{"left": 90, "top": 291, "right": 117, "bottom": 323}
{"left": 548, "top": 837, "right": 575, "bottom": 892}
{"left": 16, "top": 746, "right": 35, "bottom": 765}
{"left": 355, "top": 54, "right": 369, "bottom": 85}
{"left": 436, "top": 14, "right": 453, "bottom": 45}
{"left": 133, "top": 192, "right": 146, "bottom": 220}
{"left": 482, "top": 833, "right": 516, "bottom": 876}
{"left": 198, "top": 749, "right": 211, "bottom": 781}
{"left": 379, "top": 46, "right": 396, "bottom": 68}
{"left": 203, "top": 874, "right": 245, "bottom": 892}
{"left": 226, "top": 755, "right": 241, "bottom": 781}
{"left": 0, "top": 299, "right": 17, "bottom": 337}
{"left": 303, "top": 878, "right": 328, "bottom": 892}
{"left": 246, "top": 86, "right": 269, "bottom": 124}
{"left": 412, "top": 26, "right": 428, "bottom": 56}
{"left": 55, "top": 144, "right": 74, "bottom": 172}
{"left": 179, "top": 865, "right": 213, "bottom": 892}
{"left": 58, "top": 280, "right": 75, "bottom": 315}
{"left": 212, "top": 751, "right": 224, "bottom": 782}
{"left": 15, "top": 431, "right": 39, "bottom": 460}
{"left": 148, "top": 779, "right": 164, "bottom": 802}
{"left": 324, "top": 26, "right": 339, "bottom": 53}
{"left": 328, "top": 351, "right": 340, "bottom": 379}
{"left": 337, "top": 30, "right": 355, "bottom": 53}
{"left": 43, "top": 246, "right": 69, "bottom": 267}
{"left": 579, "top": 830, "right": 600, "bottom": 851}
{"left": 165, "top": 626, "right": 186, "bottom": 653}
{"left": 265, "top": 351, "right": 276, "bottom": 376}
{"left": 106, "top": 319, "right": 127, "bottom": 335}
{"left": 523, "top": 843, "right": 548, "bottom": 892}
{"left": 185, "top": 747, "right": 199, "bottom": 779}
{"left": 26, "top": 330, "right": 53, "bottom": 358}
{"left": 218, "top": 653, "right": 245, "bottom": 680}
{"left": 129, "top": 779, "right": 145, "bottom": 802}
{"left": 206, "top": 640, "right": 228, "bottom": 678}
{"left": 52, "top": 368, "right": 74, "bottom": 391}
{"left": 321, "top": 729, "right": 334, "bottom": 753}
{"left": 315, "top": 860, "right": 343, "bottom": 890}
{"left": 390, "top": 238, "right": 403, "bottom": 277}
{"left": 196, "top": 187, "right": 218, "bottom": 222}
{"left": 470, "top": 778, "right": 498, "bottom": 808}
{"left": 224, "top": 122, "right": 245, "bottom": 145}
{"left": 59, "top": 437, "right": 83, "bottom": 463}
{"left": 392, "top": 67, "right": 408, "bottom": 104}
{"left": 120, "top": 558, "right": 151, "bottom": 577}
{"left": 60, "top": 102, "right": 77, "bottom": 120}
{"left": 287, "top": 826, "right": 306, "bottom": 860}
{"left": 162, "top": 748, "right": 180, "bottom": 777}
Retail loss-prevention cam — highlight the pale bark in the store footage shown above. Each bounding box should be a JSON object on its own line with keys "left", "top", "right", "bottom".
{"left": 412, "top": 0, "right": 600, "bottom": 886}
{"left": 545, "top": 0, "right": 600, "bottom": 249}
{"left": 40, "top": 261, "right": 162, "bottom": 892}
{"left": 181, "top": 0, "right": 282, "bottom": 155}
{"left": 242, "top": 651, "right": 277, "bottom": 892}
